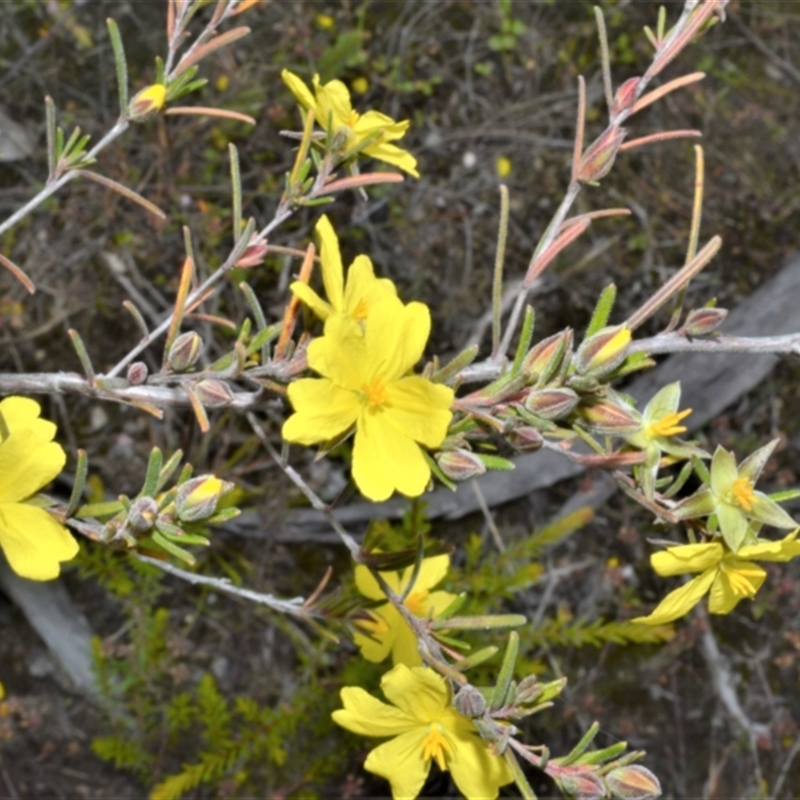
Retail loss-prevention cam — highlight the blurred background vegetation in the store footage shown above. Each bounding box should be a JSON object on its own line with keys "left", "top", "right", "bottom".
{"left": 2, "top": 1, "right": 800, "bottom": 797}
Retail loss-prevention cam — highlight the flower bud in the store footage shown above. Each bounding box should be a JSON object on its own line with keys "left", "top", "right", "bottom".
{"left": 605, "top": 764, "right": 662, "bottom": 800}
{"left": 167, "top": 332, "right": 203, "bottom": 372}
{"left": 194, "top": 379, "right": 235, "bottom": 406}
{"left": 175, "top": 475, "right": 233, "bottom": 522}
{"left": 576, "top": 125, "right": 628, "bottom": 183}
{"left": 574, "top": 325, "right": 631, "bottom": 377}
{"left": 437, "top": 449, "right": 486, "bottom": 481}
{"left": 523, "top": 330, "right": 573, "bottom": 384}
{"left": 128, "top": 84, "right": 167, "bottom": 122}
{"left": 577, "top": 401, "right": 640, "bottom": 435}
{"left": 512, "top": 675, "right": 543, "bottom": 705}
{"left": 454, "top": 685, "right": 487, "bottom": 719}
{"left": 612, "top": 77, "right": 640, "bottom": 117}
{"left": 127, "top": 361, "right": 149, "bottom": 386}
{"left": 126, "top": 496, "right": 159, "bottom": 533}
{"left": 682, "top": 307, "right": 727, "bottom": 337}
{"left": 555, "top": 768, "right": 606, "bottom": 800}
{"left": 508, "top": 426, "right": 543, "bottom": 451}
{"left": 523, "top": 388, "right": 579, "bottom": 420}
{"left": 235, "top": 235, "right": 269, "bottom": 268}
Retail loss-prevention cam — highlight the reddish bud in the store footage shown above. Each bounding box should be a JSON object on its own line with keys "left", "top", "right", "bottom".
{"left": 509, "top": 426, "right": 544, "bottom": 451}
{"left": 524, "top": 387, "right": 579, "bottom": 420}
{"left": 612, "top": 77, "right": 641, "bottom": 117}
{"left": 577, "top": 126, "right": 628, "bottom": 183}
{"left": 193, "top": 379, "right": 235, "bottom": 406}
{"left": 235, "top": 235, "right": 269, "bottom": 268}
{"left": 127, "top": 361, "right": 149, "bottom": 386}
{"left": 574, "top": 325, "right": 631, "bottom": 377}
{"left": 555, "top": 768, "right": 606, "bottom": 800}
{"left": 437, "top": 449, "right": 487, "bottom": 481}
{"left": 682, "top": 307, "right": 727, "bottom": 337}
{"left": 167, "top": 331, "right": 203, "bottom": 372}
{"left": 605, "top": 764, "right": 662, "bottom": 800}
{"left": 523, "top": 330, "right": 573, "bottom": 384}
{"left": 577, "top": 401, "right": 640, "bottom": 435}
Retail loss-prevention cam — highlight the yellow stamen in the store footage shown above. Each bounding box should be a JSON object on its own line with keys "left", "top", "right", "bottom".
{"left": 647, "top": 408, "right": 692, "bottom": 438}
{"left": 404, "top": 589, "right": 429, "bottom": 615}
{"left": 353, "top": 611, "right": 390, "bottom": 636}
{"left": 731, "top": 476, "right": 756, "bottom": 512}
{"left": 361, "top": 378, "right": 390, "bottom": 409}
{"left": 420, "top": 723, "right": 453, "bottom": 771}
{"left": 352, "top": 298, "right": 369, "bottom": 321}
{"left": 346, "top": 109, "right": 360, "bottom": 129}
{"left": 721, "top": 563, "right": 761, "bottom": 598}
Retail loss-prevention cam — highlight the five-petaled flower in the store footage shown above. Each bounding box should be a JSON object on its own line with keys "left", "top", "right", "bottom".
{"left": 674, "top": 441, "right": 796, "bottom": 552}
{"left": 354, "top": 554, "right": 457, "bottom": 666}
{"left": 0, "top": 396, "right": 78, "bottom": 580}
{"left": 290, "top": 214, "right": 396, "bottom": 323}
{"left": 633, "top": 529, "right": 800, "bottom": 625}
{"left": 281, "top": 69, "right": 419, "bottom": 177}
{"left": 332, "top": 664, "right": 513, "bottom": 800}
{"left": 282, "top": 295, "right": 454, "bottom": 502}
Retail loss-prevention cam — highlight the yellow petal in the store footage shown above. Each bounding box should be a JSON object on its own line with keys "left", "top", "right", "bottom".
{"left": 353, "top": 606, "right": 397, "bottom": 663}
{"left": 0, "top": 502, "right": 79, "bottom": 580}
{"left": 384, "top": 376, "right": 453, "bottom": 448}
{"left": 363, "top": 141, "right": 419, "bottom": 177}
{"left": 281, "top": 69, "right": 316, "bottom": 112}
{"left": 380, "top": 665, "right": 448, "bottom": 720}
{"left": 289, "top": 281, "right": 333, "bottom": 321}
{"left": 632, "top": 568, "right": 717, "bottom": 625}
{"left": 649, "top": 542, "right": 723, "bottom": 576}
{"left": 0, "top": 430, "right": 66, "bottom": 502}
{"left": 313, "top": 75, "right": 352, "bottom": 129}
{"left": 403, "top": 553, "right": 450, "bottom": 593}
{"left": 366, "top": 298, "right": 430, "bottom": 382}
{"left": 352, "top": 110, "right": 409, "bottom": 140}
{"left": 709, "top": 561, "right": 766, "bottom": 614}
{"left": 282, "top": 379, "right": 358, "bottom": 445}
{"left": 310, "top": 314, "right": 369, "bottom": 388}
{"left": 739, "top": 531, "right": 800, "bottom": 562}
{"left": 342, "top": 255, "right": 396, "bottom": 320}
{"left": 363, "top": 730, "right": 430, "bottom": 800}
{"left": 0, "top": 396, "right": 57, "bottom": 443}
{"left": 333, "top": 685, "right": 417, "bottom": 736}
{"left": 315, "top": 215, "right": 344, "bottom": 311}
{"left": 352, "top": 410, "right": 430, "bottom": 501}
{"left": 390, "top": 614, "right": 423, "bottom": 667}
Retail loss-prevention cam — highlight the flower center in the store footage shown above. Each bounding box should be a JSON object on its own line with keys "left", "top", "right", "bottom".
{"left": 646, "top": 408, "right": 692, "bottom": 438}
{"left": 731, "top": 476, "right": 756, "bottom": 512}
{"left": 354, "top": 611, "right": 390, "bottom": 636}
{"left": 404, "top": 589, "right": 430, "bottom": 616}
{"left": 351, "top": 298, "right": 369, "bottom": 321}
{"left": 721, "top": 562, "right": 761, "bottom": 598}
{"left": 361, "top": 378, "right": 389, "bottom": 410}
{"left": 420, "top": 722, "right": 454, "bottom": 771}
{"left": 346, "top": 109, "right": 360, "bottom": 129}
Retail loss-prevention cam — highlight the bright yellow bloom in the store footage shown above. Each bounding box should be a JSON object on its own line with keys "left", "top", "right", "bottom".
{"left": 290, "top": 215, "right": 396, "bottom": 323}
{"left": 495, "top": 155, "right": 512, "bottom": 178}
{"left": 283, "top": 296, "right": 453, "bottom": 501}
{"left": 281, "top": 69, "right": 419, "bottom": 176}
{"left": 0, "top": 397, "right": 78, "bottom": 580}
{"left": 332, "top": 664, "right": 513, "bottom": 800}
{"left": 354, "top": 554, "right": 456, "bottom": 666}
{"left": 127, "top": 84, "right": 167, "bottom": 121}
{"left": 633, "top": 530, "right": 800, "bottom": 626}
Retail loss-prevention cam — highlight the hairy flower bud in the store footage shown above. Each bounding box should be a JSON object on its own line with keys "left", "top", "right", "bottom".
{"left": 578, "top": 400, "right": 640, "bottom": 435}
{"left": 605, "top": 764, "right": 662, "bottom": 800}
{"left": 512, "top": 675, "right": 543, "bottom": 705}
{"left": 193, "top": 379, "right": 235, "bottom": 406}
{"left": 508, "top": 426, "right": 543, "bottom": 451}
{"left": 523, "top": 387, "right": 579, "bottom": 420}
{"left": 576, "top": 125, "right": 628, "bottom": 184}
{"left": 612, "top": 77, "right": 641, "bottom": 117}
{"left": 682, "top": 306, "right": 727, "bottom": 337}
{"left": 167, "top": 331, "right": 203, "bottom": 372}
{"left": 128, "top": 84, "right": 167, "bottom": 122}
{"left": 574, "top": 325, "right": 631, "bottom": 377}
{"left": 437, "top": 449, "right": 487, "bottom": 481}
{"left": 127, "top": 361, "right": 149, "bottom": 386}
{"left": 125, "top": 496, "right": 159, "bottom": 533}
{"left": 555, "top": 768, "right": 606, "bottom": 800}
{"left": 454, "top": 685, "right": 487, "bottom": 719}
{"left": 235, "top": 235, "right": 269, "bottom": 268}
{"left": 175, "top": 475, "right": 233, "bottom": 522}
{"left": 523, "top": 330, "right": 573, "bottom": 384}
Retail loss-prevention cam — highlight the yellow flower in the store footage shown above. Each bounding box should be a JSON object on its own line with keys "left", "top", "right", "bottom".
{"left": 0, "top": 397, "right": 78, "bottom": 580}
{"left": 281, "top": 69, "right": 419, "bottom": 177}
{"left": 290, "top": 215, "right": 396, "bottom": 322}
{"left": 496, "top": 155, "right": 512, "bottom": 178}
{"left": 354, "top": 554, "right": 457, "bottom": 666}
{"left": 332, "top": 664, "right": 513, "bottom": 800}
{"left": 633, "top": 530, "right": 800, "bottom": 626}
{"left": 282, "top": 296, "right": 454, "bottom": 501}
{"left": 127, "top": 83, "right": 167, "bottom": 121}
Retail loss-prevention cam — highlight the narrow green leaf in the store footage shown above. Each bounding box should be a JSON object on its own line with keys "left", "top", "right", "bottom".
{"left": 586, "top": 284, "right": 617, "bottom": 337}
{"left": 106, "top": 18, "right": 129, "bottom": 113}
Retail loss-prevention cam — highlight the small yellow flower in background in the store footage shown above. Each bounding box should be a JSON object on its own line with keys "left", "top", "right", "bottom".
{"left": 127, "top": 84, "right": 167, "bottom": 122}
{"left": 282, "top": 295, "right": 454, "bottom": 501}
{"left": 281, "top": 69, "right": 419, "bottom": 177}
{"left": 354, "top": 554, "right": 456, "bottom": 666}
{"left": 633, "top": 529, "right": 800, "bottom": 626}
{"left": 290, "top": 215, "right": 396, "bottom": 323}
{"left": 495, "top": 155, "right": 512, "bottom": 178}
{"left": 315, "top": 13, "right": 335, "bottom": 30}
{"left": 351, "top": 76, "right": 369, "bottom": 95}
{"left": 0, "top": 397, "right": 78, "bottom": 580}
{"left": 333, "top": 664, "right": 514, "bottom": 800}
{"left": 215, "top": 75, "right": 230, "bottom": 92}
